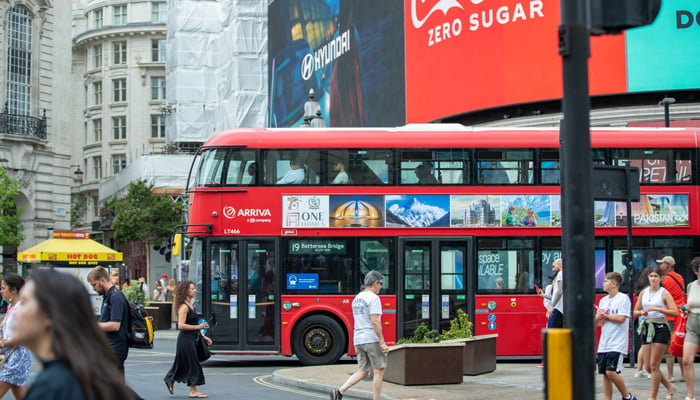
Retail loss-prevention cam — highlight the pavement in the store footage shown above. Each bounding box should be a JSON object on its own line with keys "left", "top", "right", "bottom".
{"left": 155, "top": 330, "right": 693, "bottom": 400}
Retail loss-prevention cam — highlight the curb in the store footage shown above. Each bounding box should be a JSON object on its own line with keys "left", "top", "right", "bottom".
{"left": 271, "top": 370, "right": 399, "bottom": 400}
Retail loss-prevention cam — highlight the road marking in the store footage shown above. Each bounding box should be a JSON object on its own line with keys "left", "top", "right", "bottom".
{"left": 253, "top": 374, "right": 327, "bottom": 398}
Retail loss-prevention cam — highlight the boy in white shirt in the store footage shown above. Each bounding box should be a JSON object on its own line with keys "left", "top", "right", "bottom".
{"left": 595, "top": 272, "right": 636, "bottom": 400}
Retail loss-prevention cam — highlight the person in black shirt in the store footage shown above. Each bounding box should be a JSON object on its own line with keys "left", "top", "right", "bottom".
{"left": 13, "top": 269, "right": 133, "bottom": 400}
{"left": 87, "top": 266, "right": 129, "bottom": 373}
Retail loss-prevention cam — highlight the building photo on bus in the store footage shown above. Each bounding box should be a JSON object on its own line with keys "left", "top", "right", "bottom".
{"left": 177, "top": 125, "right": 699, "bottom": 364}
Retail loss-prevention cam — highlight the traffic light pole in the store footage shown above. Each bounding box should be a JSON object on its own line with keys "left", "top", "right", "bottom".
{"left": 559, "top": 1, "right": 595, "bottom": 399}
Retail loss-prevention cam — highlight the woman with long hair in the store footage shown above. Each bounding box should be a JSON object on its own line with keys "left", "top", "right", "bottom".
{"left": 634, "top": 267, "right": 678, "bottom": 400}
{"left": 633, "top": 267, "right": 653, "bottom": 379}
{"left": 164, "top": 280, "right": 212, "bottom": 398}
{"left": 0, "top": 273, "right": 32, "bottom": 399}
{"left": 13, "top": 269, "right": 133, "bottom": 400}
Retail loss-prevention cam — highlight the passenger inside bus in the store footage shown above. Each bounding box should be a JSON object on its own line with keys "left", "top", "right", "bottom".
{"left": 331, "top": 160, "right": 350, "bottom": 184}
{"left": 415, "top": 161, "right": 438, "bottom": 184}
{"left": 276, "top": 157, "right": 305, "bottom": 184}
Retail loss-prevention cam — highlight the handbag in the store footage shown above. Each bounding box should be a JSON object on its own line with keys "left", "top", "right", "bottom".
{"left": 0, "top": 346, "right": 17, "bottom": 370}
{"left": 669, "top": 314, "right": 687, "bottom": 358}
{"left": 195, "top": 334, "right": 211, "bottom": 362}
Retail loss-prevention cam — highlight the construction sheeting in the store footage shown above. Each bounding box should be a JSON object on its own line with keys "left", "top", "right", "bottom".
{"left": 166, "top": 0, "right": 268, "bottom": 143}
{"left": 99, "top": 155, "right": 193, "bottom": 201}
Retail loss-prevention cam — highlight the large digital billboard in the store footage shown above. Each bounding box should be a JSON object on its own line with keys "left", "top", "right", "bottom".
{"left": 405, "top": 0, "right": 700, "bottom": 123}
{"left": 268, "top": 0, "right": 406, "bottom": 127}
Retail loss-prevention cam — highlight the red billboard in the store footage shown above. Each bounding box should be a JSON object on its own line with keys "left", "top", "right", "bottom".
{"left": 405, "top": 0, "right": 627, "bottom": 122}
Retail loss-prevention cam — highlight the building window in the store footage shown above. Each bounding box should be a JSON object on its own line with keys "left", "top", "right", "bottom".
{"left": 151, "top": 77, "right": 166, "bottom": 100}
{"left": 93, "top": 81, "right": 102, "bottom": 105}
{"left": 93, "top": 44, "right": 102, "bottom": 68}
{"left": 93, "top": 118, "right": 102, "bottom": 142}
{"left": 151, "top": 2, "right": 167, "bottom": 23}
{"left": 112, "top": 116, "right": 126, "bottom": 140}
{"left": 6, "top": 5, "right": 32, "bottom": 116}
{"left": 151, "top": 114, "right": 166, "bottom": 138}
{"left": 151, "top": 39, "right": 166, "bottom": 62}
{"left": 94, "top": 8, "right": 103, "bottom": 28}
{"left": 92, "top": 156, "right": 102, "bottom": 180}
{"left": 112, "top": 78, "right": 126, "bottom": 102}
{"left": 92, "top": 195, "right": 100, "bottom": 217}
{"left": 112, "top": 41, "right": 127, "bottom": 65}
{"left": 112, "top": 154, "right": 127, "bottom": 174}
{"left": 113, "top": 5, "right": 127, "bottom": 25}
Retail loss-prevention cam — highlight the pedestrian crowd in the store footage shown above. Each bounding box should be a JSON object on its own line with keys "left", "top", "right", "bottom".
{"left": 0, "top": 267, "right": 211, "bottom": 399}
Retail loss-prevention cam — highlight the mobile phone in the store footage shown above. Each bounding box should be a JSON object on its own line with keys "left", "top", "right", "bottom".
{"left": 534, "top": 284, "right": 541, "bottom": 292}
{"left": 594, "top": 304, "right": 608, "bottom": 315}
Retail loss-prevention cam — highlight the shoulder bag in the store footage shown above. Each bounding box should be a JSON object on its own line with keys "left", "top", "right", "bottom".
{"left": 196, "top": 334, "right": 211, "bottom": 362}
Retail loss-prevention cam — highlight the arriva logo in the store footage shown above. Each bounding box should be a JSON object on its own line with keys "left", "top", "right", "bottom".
{"left": 411, "top": 0, "right": 545, "bottom": 47}
{"left": 223, "top": 206, "right": 271, "bottom": 219}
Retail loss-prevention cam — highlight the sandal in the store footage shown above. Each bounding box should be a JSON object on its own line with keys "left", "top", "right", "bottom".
{"left": 189, "top": 394, "right": 208, "bottom": 398}
{"left": 165, "top": 381, "right": 174, "bottom": 395}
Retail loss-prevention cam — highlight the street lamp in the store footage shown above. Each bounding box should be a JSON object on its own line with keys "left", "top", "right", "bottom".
{"left": 658, "top": 97, "right": 676, "bottom": 127}
{"left": 71, "top": 164, "right": 84, "bottom": 176}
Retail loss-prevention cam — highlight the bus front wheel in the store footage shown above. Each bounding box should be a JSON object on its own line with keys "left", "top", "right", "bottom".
{"left": 292, "top": 315, "right": 346, "bottom": 365}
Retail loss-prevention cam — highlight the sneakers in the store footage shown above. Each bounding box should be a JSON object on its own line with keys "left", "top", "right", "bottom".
{"left": 330, "top": 388, "right": 343, "bottom": 400}
{"left": 634, "top": 370, "right": 650, "bottom": 378}
{"left": 623, "top": 394, "right": 637, "bottom": 400}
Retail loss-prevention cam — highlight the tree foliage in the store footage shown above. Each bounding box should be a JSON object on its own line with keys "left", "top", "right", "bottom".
{"left": 0, "top": 167, "right": 24, "bottom": 247}
{"left": 107, "top": 180, "right": 183, "bottom": 246}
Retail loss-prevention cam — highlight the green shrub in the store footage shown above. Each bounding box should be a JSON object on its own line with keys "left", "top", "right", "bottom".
{"left": 123, "top": 280, "right": 147, "bottom": 305}
{"left": 398, "top": 323, "right": 439, "bottom": 344}
{"left": 439, "top": 309, "right": 473, "bottom": 341}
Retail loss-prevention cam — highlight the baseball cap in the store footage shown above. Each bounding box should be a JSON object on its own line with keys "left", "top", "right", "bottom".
{"left": 161, "top": 273, "right": 169, "bottom": 279}
{"left": 656, "top": 256, "right": 675, "bottom": 266}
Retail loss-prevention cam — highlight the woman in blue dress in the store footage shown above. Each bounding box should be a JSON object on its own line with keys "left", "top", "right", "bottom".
{"left": 0, "top": 273, "right": 32, "bottom": 399}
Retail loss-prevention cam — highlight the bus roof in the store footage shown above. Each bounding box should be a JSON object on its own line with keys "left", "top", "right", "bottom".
{"left": 202, "top": 126, "right": 700, "bottom": 149}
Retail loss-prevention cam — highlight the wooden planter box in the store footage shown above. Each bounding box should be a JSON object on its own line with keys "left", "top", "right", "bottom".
{"left": 443, "top": 334, "right": 498, "bottom": 375}
{"left": 383, "top": 342, "right": 464, "bottom": 385}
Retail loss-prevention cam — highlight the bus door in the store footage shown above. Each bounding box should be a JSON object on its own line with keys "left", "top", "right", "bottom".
{"left": 398, "top": 238, "right": 473, "bottom": 339}
{"left": 207, "top": 239, "right": 278, "bottom": 351}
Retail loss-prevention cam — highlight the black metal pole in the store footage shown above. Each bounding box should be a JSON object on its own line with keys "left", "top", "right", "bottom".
{"left": 664, "top": 103, "right": 670, "bottom": 127}
{"left": 626, "top": 163, "right": 635, "bottom": 368}
{"left": 559, "top": 0, "right": 595, "bottom": 399}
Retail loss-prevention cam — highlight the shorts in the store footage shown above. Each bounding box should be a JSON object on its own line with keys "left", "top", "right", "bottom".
{"left": 685, "top": 313, "right": 700, "bottom": 347}
{"left": 597, "top": 352, "right": 624, "bottom": 374}
{"left": 642, "top": 322, "right": 670, "bottom": 345}
{"left": 355, "top": 342, "right": 387, "bottom": 372}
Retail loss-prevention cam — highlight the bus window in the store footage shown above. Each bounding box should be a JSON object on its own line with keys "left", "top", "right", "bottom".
{"left": 435, "top": 149, "right": 469, "bottom": 185}
{"left": 281, "top": 238, "right": 355, "bottom": 294}
{"left": 195, "top": 148, "right": 227, "bottom": 186}
{"left": 223, "top": 149, "right": 257, "bottom": 185}
{"left": 345, "top": 149, "right": 392, "bottom": 185}
{"left": 328, "top": 150, "right": 352, "bottom": 184}
{"left": 540, "top": 149, "right": 559, "bottom": 184}
{"left": 477, "top": 150, "right": 534, "bottom": 184}
{"left": 263, "top": 150, "right": 320, "bottom": 185}
{"left": 611, "top": 148, "right": 694, "bottom": 184}
{"left": 400, "top": 150, "right": 438, "bottom": 185}
{"left": 477, "top": 238, "right": 534, "bottom": 294}
{"left": 360, "top": 238, "right": 394, "bottom": 294}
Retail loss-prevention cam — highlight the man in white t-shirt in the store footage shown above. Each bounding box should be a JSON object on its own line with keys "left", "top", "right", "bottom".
{"left": 595, "top": 272, "right": 637, "bottom": 400}
{"left": 331, "top": 271, "right": 388, "bottom": 400}
{"left": 546, "top": 258, "right": 564, "bottom": 328}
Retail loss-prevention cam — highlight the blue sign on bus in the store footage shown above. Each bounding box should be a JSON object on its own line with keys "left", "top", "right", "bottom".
{"left": 286, "top": 273, "right": 319, "bottom": 290}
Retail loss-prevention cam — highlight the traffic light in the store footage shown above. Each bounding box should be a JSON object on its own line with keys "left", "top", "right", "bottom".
{"left": 589, "top": 0, "right": 662, "bottom": 35}
{"left": 172, "top": 233, "right": 182, "bottom": 257}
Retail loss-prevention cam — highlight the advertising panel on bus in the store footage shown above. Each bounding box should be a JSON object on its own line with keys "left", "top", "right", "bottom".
{"left": 405, "top": 0, "right": 700, "bottom": 122}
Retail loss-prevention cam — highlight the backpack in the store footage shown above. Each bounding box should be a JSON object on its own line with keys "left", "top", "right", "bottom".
{"left": 127, "top": 301, "right": 154, "bottom": 349}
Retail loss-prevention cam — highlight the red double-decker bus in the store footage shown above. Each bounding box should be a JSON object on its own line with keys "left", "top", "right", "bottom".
{"left": 182, "top": 125, "right": 700, "bottom": 364}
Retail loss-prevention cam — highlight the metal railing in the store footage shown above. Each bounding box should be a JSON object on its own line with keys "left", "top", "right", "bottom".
{"left": 0, "top": 112, "right": 47, "bottom": 139}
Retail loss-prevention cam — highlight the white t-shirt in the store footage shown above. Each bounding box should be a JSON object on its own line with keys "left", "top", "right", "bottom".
{"left": 597, "top": 292, "right": 631, "bottom": 354}
{"left": 352, "top": 290, "right": 382, "bottom": 345}
{"left": 276, "top": 168, "right": 305, "bottom": 184}
{"left": 332, "top": 171, "right": 349, "bottom": 184}
{"left": 543, "top": 284, "right": 553, "bottom": 310}
{"left": 553, "top": 271, "right": 564, "bottom": 313}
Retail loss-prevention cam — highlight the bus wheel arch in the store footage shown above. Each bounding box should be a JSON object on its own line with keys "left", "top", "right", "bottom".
{"left": 291, "top": 313, "right": 347, "bottom": 365}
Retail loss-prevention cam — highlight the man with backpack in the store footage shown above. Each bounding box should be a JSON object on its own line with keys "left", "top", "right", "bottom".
{"left": 88, "top": 266, "right": 130, "bottom": 373}
{"left": 658, "top": 256, "right": 686, "bottom": 382}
